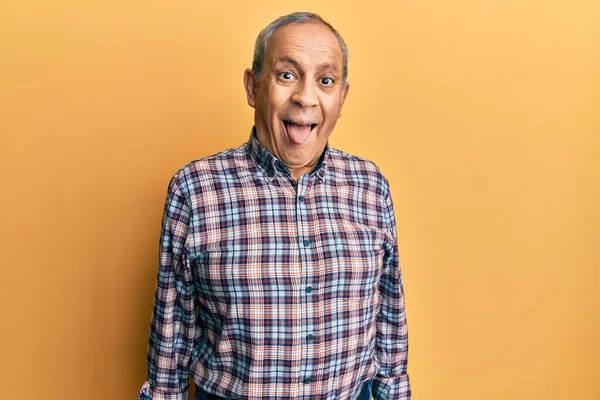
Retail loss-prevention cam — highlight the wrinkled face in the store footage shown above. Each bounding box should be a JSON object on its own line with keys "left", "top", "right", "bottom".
{"left": 244, "top": 22, "right": 350, "bottom": 175}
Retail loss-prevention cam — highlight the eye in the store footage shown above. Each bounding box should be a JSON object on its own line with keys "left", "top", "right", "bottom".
{"left": 279, "top": 72, "right": 294, "bottom": 80}
{"left": 320, "top": 77, "right": 334, "bottom": 86}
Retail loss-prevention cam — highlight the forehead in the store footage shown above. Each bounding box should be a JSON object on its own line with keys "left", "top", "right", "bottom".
{"left": 266, "top": 22, "right": 343, "bottom": 68}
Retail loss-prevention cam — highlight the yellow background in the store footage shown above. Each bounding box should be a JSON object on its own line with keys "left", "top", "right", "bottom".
{"left": 1, "top": 1, "right": 598, "bottom": 399}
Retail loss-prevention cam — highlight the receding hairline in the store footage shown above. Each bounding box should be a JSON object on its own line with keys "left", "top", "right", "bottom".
{"left": 265, "top": 22, "right": 345, "bottom": 72}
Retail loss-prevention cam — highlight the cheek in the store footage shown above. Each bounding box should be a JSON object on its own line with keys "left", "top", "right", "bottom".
{"left": 322, "top": 98, "right": 341, "bottom": 121}
{"left": 266, "top": 86, "right": 289, "bottom": 111}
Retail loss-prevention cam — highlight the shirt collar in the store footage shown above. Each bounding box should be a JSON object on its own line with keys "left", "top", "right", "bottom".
{"left": 246, "top": 127, "right": 328, "bottom": 182}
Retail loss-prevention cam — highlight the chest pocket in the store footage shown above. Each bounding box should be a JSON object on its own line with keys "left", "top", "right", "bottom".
{"left": 192, "top": 236, "right": 298, "bottom": 306}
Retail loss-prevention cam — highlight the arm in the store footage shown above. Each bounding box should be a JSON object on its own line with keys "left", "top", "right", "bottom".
{"left": 372, "top": 183, "right": 411, "bottom": 399}
{"left": 139, "top": 175, "right": 197, "bottom": 400}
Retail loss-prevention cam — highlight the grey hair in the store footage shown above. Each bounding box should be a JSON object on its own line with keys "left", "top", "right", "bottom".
{"left": 251, "top": 12, "right": 349, "bottom": 85}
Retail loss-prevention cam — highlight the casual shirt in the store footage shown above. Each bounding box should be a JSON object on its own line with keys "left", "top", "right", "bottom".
{"left": 139, "top": 129, "right": 410, "bottom": 400}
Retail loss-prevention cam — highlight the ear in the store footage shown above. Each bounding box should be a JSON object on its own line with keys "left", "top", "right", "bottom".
{"left": 338, "top": 82, "right": 350, "bottom": 118}
{"left": 244, "top": 68, "right": 257, "bottom": 108}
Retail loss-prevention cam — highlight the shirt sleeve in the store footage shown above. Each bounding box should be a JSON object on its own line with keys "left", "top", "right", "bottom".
{"left": 372, "top": 182, "right": 411, "bottom": 399}
{"left": 139, "top": 175, "right": 197, "bottom": 400}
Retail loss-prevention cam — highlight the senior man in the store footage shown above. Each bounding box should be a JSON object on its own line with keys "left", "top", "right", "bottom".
{"left": 139, "top": 12, "right": 410, "bottom": 400}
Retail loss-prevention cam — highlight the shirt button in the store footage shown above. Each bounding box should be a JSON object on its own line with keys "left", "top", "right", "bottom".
{"left": 303, "top": 378, "right": 312, "bottom": 385}
{"left": 305, "top": 286, "right": 313, "bottom": 294}
{"left": 306, "top": 334, "right": 315, "bottom": 343}
{"left": 298, "top": 195, "right": 305, "bottom": 203}
{"left": 303, "top": 240, "right": 311, "bottom": 248}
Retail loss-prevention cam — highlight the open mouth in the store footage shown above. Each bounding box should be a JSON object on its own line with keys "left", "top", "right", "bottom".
{"left": 283, "top": 120, "right": 318, "bottom": 145}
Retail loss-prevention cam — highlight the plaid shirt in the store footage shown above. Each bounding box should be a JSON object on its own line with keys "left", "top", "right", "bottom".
{"left": 139, "top": 129, "right": 410, "bottom": 400}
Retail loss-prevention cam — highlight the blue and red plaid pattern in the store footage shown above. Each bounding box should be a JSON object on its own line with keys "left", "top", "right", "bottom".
{"left": 194, "top": 380, "right": 372, "bottom": 400}
{"left": 139, "top": 129, "right": 410, "bottom": 399}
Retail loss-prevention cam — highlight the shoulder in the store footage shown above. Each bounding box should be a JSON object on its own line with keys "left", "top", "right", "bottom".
{"left": 327, "top": 147, "right": 391, "bottom": 198}
{"left": 167, "top": 142, "right": 248, "bottom": 198}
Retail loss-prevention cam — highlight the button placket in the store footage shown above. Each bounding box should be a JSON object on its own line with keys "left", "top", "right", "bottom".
{"left": 295, "top": 176, "right": 318, "bottom": 393}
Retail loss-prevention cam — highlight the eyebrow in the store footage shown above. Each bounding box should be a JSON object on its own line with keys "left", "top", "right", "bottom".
{"left": 317, "top": 62, "right": 339, "bottom": 72}
{"left": 274, "top": 57, "right": 340, "bottom": 73}
{"left": 275, "top": 57, "right": 300, "bottom": 68}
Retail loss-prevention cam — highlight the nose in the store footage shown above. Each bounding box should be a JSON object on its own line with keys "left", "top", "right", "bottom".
{"left": 291, "top": 79, "right": 318, "bottom": 108}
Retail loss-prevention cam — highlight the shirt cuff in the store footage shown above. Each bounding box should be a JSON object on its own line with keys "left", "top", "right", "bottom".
{"left": 372, "top": 373, "right": 411, "bottom": 400}
{"left": 138, "top": 380, "right": 189, "bottom": 400}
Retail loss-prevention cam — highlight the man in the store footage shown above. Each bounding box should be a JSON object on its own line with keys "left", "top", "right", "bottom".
{"left": 139, "top": 12, "right": 410, "bottom": 400}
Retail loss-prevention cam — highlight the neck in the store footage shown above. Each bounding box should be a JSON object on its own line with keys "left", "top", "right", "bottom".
{"left": 288, "top": 165, "right": 313, "bottom": 182}
{"left": 254, "top": 128, "right": 324, "bottom": 182}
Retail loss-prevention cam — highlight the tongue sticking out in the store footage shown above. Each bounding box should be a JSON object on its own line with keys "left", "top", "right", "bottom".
{"left": 285, "top": 122, "right": 313, "bottom": 145}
